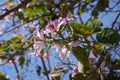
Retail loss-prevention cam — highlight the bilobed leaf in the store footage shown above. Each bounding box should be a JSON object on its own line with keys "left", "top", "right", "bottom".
{"left": 70, "top": 22, "right": 94, "bottom": 36}
{"left": 86, "top": 17, "right": 103, "bottom": 33}
{"left": 72, "top": 46, "right": 89, "bottom": 67}
{"left": 96, "top": 28, "right": 120, "bottom": 44}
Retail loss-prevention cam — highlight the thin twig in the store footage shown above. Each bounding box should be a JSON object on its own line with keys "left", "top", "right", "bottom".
{"left": 111, "top": 12, "right": 120, "bottom": 28}
{"left": 12, "top": 60, "right": 21, "bottom": 80}
{"left": 40, "top": 56, "right": 50, "bottom": 80}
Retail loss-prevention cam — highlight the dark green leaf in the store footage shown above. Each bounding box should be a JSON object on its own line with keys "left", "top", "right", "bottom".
{"left": 96, "top": 28, "right": 120, "bottom": 44}
{"left": 106, "top": 73, "right": 120, "bottom": 80}
{"left": 18, "top": 56, "right": 25, "bottom": 66}
{"left": 16, "top": 12, "right": 24, "bottom": 20}
{"left": 92, "top": 0, "right": 109, "bottom": 16}
{"left": 36, "top": 66, "right": 41, "bottom": 75}
{"left": 72, "top": 46, "right": 90, "bottom": 67}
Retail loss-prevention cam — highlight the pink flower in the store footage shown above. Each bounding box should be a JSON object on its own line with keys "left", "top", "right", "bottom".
{"left": 53, "top": 43, "right": 71, "bottom": 60}
{"left": 44, "top": 17, "right": 71, "bottom": 34}
{"left": 72, "top": 66, "right": 79, "bottom": 77}
{"left": 33, "top": 28, "right": 45, "bottom": 55}
{"left": 33, "top": 28, "right": 45, "bottom": 46}
{"left": 2, "top": 5, "right": 7, "bottom": 11}
{"left": 73, "top": 66, "right": 79, "bottom": 73}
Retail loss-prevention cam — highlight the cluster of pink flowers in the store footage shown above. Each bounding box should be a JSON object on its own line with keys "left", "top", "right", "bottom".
{"left": 33, "top": 17, "right": 79, "bottom": 59}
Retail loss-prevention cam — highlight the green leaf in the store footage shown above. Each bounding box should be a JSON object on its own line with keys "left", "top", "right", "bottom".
{"left": 78, "top": 61, "right": 83, "bottom": 73}
{"left": 70, "top": 22, "right": 94, "bottom": 36}
{"left": 5, "top": 1, "right": 13, "bottom": 7}
{"left": 18, "top": 56, "right": 25, "bottom": 66}
{"left": 92, "top": 43, "right": 104, "bottom": 57}
{"left": 0, "top": 72, "right": 8, "bottom": 80}
{"left": 11, "top": 42, "right": 22, "bottom": 51}
{"left": 0, "top": 46, "right": 7, "bottom": 55}
{"left": 96, "top": 28, "right": 120, "bottom": 44}
{"left": 86, "top": 17, "right": 103, "bottom": 33}
{"left": 16, "top": 12, "right": 24, "bottom": 20}
{"left": 72, "top": 46, "right": 90, "bottom": 67}
{"left": 92, "top": 0, "right": 109, "bottom": 16}
{"left": 85, "top": 0, "right": 90, "bottom": 3}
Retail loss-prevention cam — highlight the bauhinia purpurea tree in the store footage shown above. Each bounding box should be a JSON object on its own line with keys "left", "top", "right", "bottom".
{"left": 0, "top": 0, "right": 120, "bottom": 80}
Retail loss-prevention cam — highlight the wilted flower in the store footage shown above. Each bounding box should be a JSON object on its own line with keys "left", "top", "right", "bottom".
{"left": 44, "top": 17, "right": 71, "bottom": 34}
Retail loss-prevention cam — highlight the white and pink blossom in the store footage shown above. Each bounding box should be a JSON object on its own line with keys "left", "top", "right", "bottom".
{"left": 33, "top": 28, "right": 45, "bottom": 55}
{"left": 44, "top": 17, "right": 71, "bottom": 34}
{"left": 53, "top": 43, "right": 71, "bottom": 60}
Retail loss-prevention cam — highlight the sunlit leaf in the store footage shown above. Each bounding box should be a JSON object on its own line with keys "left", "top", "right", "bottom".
{"left": 92, "top": 43, "right": 104, "bottom": 57}
{"left": 70, "top": 22, "right": 94, "bottom": 36}
{"left": 78, "top": 61, "right": 83, "bottom": 73}
{"left": 5, "top": 1, "right": 13, "bottom": 7}
{"left": 11, "top": 42, "right": 22, "bottom": 51}
{"left": 96, "top": 28, "right": 120, "bottom": 44}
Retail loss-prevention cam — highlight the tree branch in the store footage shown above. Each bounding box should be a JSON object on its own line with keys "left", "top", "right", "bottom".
{"left": 0, "top": 0, "right": 33, "bottom": 20}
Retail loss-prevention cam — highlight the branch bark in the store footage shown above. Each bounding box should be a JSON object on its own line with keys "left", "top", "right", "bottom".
{"left": 0, "top": 0, "right": 33, "bottom": 20}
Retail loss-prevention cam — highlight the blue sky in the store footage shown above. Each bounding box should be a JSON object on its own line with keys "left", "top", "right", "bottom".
{"left": 0, "top": 0, "right": 120, "bottom": 80}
